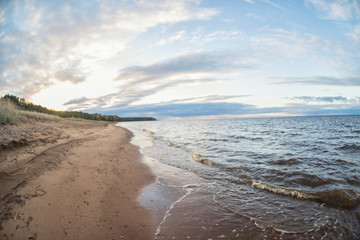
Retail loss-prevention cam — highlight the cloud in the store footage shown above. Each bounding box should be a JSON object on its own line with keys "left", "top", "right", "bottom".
{"left": 91, "top": 99, "right": 360, "bottom": 119}
{"left": 65, "top": 92, "right": 360, "bottom": 119}
{"left": 157, "top": 30, "right": 186, "bottom": 45}
{"left": 104, "top": 0, "right": 219, "bottom": 33}
{"left": 264, "top": 76, "right": 360, "bottom": 86}
{"left": 243, "top": 0, "right": 255, "bottom": 4}
{"left": 92, "top": 101, "right": 284, "bottom": 119}
{"left": 68, "top": 34, "right": 346, "bottom": 113}
{"left": 61, "top": 50, "right": 254, "bottom": 111}
{"left": 198, "top": 30, "right": 241, "bottom": 43}
{"left": 67, "top": 49, "right": 254, "bottom": 111}
{"left": 0, "top": 0, "right": 219, "bottom": 97}
{"left": 282, "top": 103, "right": 360, "bottom": 116}
{"left": 306, "top": 0, "right": 360, "bottom": 21}
{"left": 64, "top": 92, "right": 250, "bottom": 116}
{"left": 350, "top": 24, "right": 360, "bottom": 46}
{"left": 157, "top": 29, "right": 241, "bottom": 46}
{"left": 162, "top": 95, "right": 250, "bottom": 104}
{"left": 241, "top": 0, "right": 286, "bottom": 10}
{"left": 249, "top": 28, "right": 330, "bottom": 58}
{"left": 0, "top": 0, "right": 102, "bottom": 96}
{"left": 292, "top": 96, "right": 358, "bottom": 103}
{"left": 64, "top": 77, "right": 226, "bottom": 111}
{"left": 63, "top": 97, "right": 90, "bottom": 105}
{"left": 117, "top": 50, "right": 254, "bottom": 82}
{"left": 284, "top": 95, "right": 360, "bottom": 116}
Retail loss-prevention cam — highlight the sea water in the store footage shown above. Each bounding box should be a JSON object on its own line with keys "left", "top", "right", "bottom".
{"left": 119, "top": 116, "right": 360, "bottom": 239}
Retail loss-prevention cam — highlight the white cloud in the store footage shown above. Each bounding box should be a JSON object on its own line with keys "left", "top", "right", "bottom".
{"left": 354, "top": 0, "right": 360, "bottom": 17}
{"left": 249, "top": 28, "right": 330, "bottom": 58}
{"left": 350, "top": 24, "right": 360, "bottom": 46}
{"left": 157, "top": 30, "right": 186, "bottom": 45}
{"left": 157, "top": 29, "right": 241, "bottom": 46}
{"left": 160, "top": 95, "right": 250, "bottom": 104}
{"left": 202, "top": 30, "right": 241, "bottom": 42}
{"left": 291, "top": 96, "right": 359, "bottom": 104}
{"left": 306, "top": 0, "right": 359, "bottom": 20}
{"left": 65, "top": 49, "right": 256, "bottom": 110}
{"left": 116, "top": 50, "right": 255, "bottom": 82}
{"left": 0, "top": 0, "right": 219, "bottom": 98}
{"left": 263, "top": 76, "right": 360, "bottom": 86}
{"left": 243, "top": 0, "right": 255, "bottom": 4}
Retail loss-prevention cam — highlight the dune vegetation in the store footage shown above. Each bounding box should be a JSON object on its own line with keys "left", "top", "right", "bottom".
{"left": 0, "top": 94, "right": 156, "bottom": 124}
{"left": 0, "top": 99, "right": 61, "bottom": 124}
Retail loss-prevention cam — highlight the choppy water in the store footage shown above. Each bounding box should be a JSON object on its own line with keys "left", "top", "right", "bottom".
{"left": 119, "top": 116, "right": 360, "bottom": 239}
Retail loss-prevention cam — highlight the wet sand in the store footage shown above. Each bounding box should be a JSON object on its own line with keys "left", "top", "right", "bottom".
{"left": 0, "top": 119, "right": 155, "bottom": 240}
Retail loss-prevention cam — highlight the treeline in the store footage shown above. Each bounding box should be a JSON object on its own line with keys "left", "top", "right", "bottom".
{"left": 1, "top": 94, "right": 156, "bottom": 122}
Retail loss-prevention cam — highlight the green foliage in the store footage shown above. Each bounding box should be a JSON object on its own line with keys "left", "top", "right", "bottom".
{"left": 0, "top": 94, "right": 156, "bottom": 123}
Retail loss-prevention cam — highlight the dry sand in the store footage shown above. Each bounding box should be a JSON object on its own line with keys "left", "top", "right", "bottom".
{"left": 0, "top": 119, "right": 155, "bottom": 240}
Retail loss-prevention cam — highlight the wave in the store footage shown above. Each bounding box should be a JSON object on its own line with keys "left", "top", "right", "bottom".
{"left": 335, "top": 159, "right": 357, "bottom": 167}
{"left": 339, "top": 144, "right": 360, "bottom": 150}
{"left": 164, "top": 139, "right": 180, "bottom": 148}
{"left": 252, "top": 180, "right": 360, "bottom": 209}
{"left": 252, "top": 180, "right": 316, "bottom": 200}
{"left": 228, "top": 135, "right": 246, "bottom": 139}
{"left": 345, "top": 175, "right": 360, "bottom": 186}
{"left": 335, "top": 159, "right": 347, "bottom": 164}
{"left": 259, "top": 168, "right": 330, "bottom": 187}
{"left": 143, "top": 129, "right": 156, "bottom": 140}
{"left": 271, "top": 158, "right": 299, "bottom": 165}
{"left": 144, "top": 130, "right": 215, "bottom": 166}
{"left": 250, "top": 137, "right": 263, "bottom": 141}
{"left": 315, "top": 189, "right": 360, "bottom": 209}
{"left": 190, "top": 152, "right": 215, "bottom": 165}
{"left": 209, "top": 138, "right": 229, "bottom": 142}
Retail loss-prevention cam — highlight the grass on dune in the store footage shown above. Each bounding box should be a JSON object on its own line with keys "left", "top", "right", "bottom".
{"left": 0, "top": 100, "right": 18, "bottom": 124}
{"left": 0, "top": 100, "right": 61, "bottom": 124}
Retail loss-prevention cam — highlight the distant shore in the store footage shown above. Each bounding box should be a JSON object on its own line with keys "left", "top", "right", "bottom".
{"left": 0, "top": 119, "right": 155, "bottom": 239}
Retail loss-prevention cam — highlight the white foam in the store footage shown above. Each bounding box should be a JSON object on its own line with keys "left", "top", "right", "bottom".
{"left": 251, "top": 180, "right": 316, "bottom": 200}
{"left": 155, "top": 184, "right": 198, "bottom": 236}
{"left": 164, "top": 139, "right": 180, "bottom": 148}
{"left": 190, "top": 151, "right": 214, "bottom": 165}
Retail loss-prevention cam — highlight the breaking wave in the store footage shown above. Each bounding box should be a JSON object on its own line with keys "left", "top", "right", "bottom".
{"left": 143, "top": 129, "right": 156, "bottom": 140}
{"left": 252, "top": 180, "right": 360, "bottom": 209}
{"left": 164, "top": 139, "right": 180, "bottom": 148}
{"left": 252, "top": 180, "right": 315, "bottom": 200}
{"left": 190, "top": 151, "right": 215, "bottom": 165}
{"left": 315, "top": 189, "right": 360, "bottom": 209}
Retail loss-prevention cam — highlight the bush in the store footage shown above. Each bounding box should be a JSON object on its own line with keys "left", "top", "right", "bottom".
{"left": 0, "top": 99, "right": 19, "bottom": 124}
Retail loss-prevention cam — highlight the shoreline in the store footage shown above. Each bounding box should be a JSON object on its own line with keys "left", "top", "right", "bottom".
{"left": 0, "top": 119, "right": 156, "bottom": 239}
{"left": 119, "top": 120, "right": 360, "bottom": 240}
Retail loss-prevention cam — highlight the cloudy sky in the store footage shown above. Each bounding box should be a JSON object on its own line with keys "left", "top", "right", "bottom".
{"left": 1, "top": 0, "right": 360, "bottom": 119}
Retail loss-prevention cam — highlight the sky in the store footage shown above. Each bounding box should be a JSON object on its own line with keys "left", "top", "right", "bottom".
{"left": 1, "top": 0, "right": 360, "bottom": 119}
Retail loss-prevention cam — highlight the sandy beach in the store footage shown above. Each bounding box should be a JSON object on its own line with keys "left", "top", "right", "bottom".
{"left": 0, "top": 119, "right": 155, "bottom": 240}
